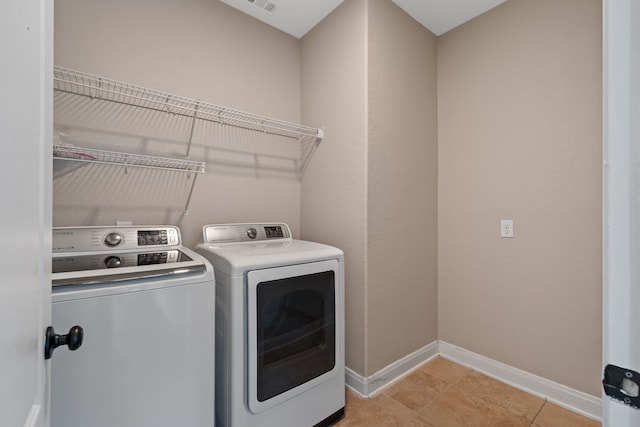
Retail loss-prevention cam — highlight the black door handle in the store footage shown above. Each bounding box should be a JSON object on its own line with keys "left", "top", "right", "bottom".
{"left": 44, "top": 325, "right": 83, "bottom": 360}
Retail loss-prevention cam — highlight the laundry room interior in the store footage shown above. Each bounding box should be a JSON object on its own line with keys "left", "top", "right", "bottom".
{"left": 52, "top": 0, "right": 602, "bottom": 423}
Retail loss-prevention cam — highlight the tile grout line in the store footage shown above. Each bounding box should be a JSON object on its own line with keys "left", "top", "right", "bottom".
{"left": 387, "top": 364, "right": 476, "bottom": 423}
{"left": 529, "top": 398, "right": 548, "bottom": 426}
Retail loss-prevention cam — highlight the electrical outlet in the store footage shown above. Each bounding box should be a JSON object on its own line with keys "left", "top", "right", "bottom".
{"left": 500, "top": 220, "right": 514, "bottom": 238}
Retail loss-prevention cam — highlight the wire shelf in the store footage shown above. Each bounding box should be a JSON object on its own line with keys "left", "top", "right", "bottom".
{"left": 53, "top": 66, "right": 324, "bottom": 142}
{"left": 52, "top": 144, "right": 206, "bottom": 174}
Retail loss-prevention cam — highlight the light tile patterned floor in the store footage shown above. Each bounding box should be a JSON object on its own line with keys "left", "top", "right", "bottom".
{"left": 334, "top": 357, "right": 601, "bottom": 427}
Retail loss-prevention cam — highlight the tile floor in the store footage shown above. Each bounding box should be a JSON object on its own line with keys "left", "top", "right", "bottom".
{"left": 334, "top": 357, "right": 601, "bottom": 427}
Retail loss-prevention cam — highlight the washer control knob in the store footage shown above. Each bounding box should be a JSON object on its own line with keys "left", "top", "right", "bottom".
{"left": 104, "top": 256, "right": 122, "bottom": 268}
{"left": 247, "top": 227, "right": 257, "bottom": 240}
{"left": 104, "top": 232, "right": 123, "bottom": 247}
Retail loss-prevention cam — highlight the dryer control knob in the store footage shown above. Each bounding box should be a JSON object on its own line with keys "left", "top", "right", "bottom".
{"left": 104, "top": 232, "right": 123, "bottom": 247}
{"left": 247, "top": 227, "right": 257, "bottom": 239}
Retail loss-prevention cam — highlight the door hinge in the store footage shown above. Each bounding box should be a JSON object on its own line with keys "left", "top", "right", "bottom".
{"left": 603, "top": 364, "right": 640, "bottom": 409}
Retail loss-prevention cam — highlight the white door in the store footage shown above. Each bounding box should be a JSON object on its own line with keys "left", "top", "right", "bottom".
{"left": 0, "top": 0, "right": 53, "bottom": 426}
{"left": 602, "top": 0, "right": 640, "bottom": 425}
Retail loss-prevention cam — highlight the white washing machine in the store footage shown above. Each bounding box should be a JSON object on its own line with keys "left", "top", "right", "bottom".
{"left": 50, "top": 225, "right": 215, "bottom": 427}
{"left": 195, "top": 223, "right": 345, "bottom": 427}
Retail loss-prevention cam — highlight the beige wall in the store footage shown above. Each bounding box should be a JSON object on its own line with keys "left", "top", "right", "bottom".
{"left": 300, "top": 0, "right": 369, "bottom": 374}
{"left": 437, "top": 0, "right": 602, "bottom": 396}
{"left": 301, "top": 0, "right": 438, "bottom": 376}
{"left": 54, "top": 0, "right": 303, "bottom": 246}
{"left": 55, "top": 0, "right": 603, "bottom": 397}
{"left": 367, "top": 0, "right": 438, "bottom": 374}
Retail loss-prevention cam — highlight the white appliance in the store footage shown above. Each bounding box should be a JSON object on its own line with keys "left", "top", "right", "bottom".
{"left": 50, "top": 225, "right": 215, "bottom": 427}
{"left": 195, "top": 223, "right": 345, "bottom": 427}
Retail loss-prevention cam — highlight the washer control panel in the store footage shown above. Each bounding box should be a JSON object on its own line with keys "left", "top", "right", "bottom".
{"left": 53, "top": 226, "right": 181, "bottom": 253}
{"left": 203, "top": 223, "right": 291, "bottom": 244}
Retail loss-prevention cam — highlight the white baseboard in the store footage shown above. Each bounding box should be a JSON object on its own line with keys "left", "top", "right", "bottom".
{"left": 345, "top": 340, "right": 439, "bottom": 397}
{"left": 345, "top": 340, "right": 602, "bottom": 422}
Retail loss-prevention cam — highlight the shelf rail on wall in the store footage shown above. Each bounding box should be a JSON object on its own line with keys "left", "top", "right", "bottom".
{"left": 52, "top": 144, "right": 206, "bottom": 174}
{"left": 52, "top": 143, "right": 206, "bottom": 215}
{"left": 53, "top": 66, "right": 324, "bottom": 144}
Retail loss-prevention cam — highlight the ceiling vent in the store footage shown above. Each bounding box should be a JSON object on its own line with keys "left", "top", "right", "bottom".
{"left": 248, "top": 0, "right": 277, "bottom": 12}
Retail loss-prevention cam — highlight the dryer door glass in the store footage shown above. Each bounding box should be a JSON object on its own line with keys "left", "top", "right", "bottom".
{"left": 247, "top": 259, "right": 341, "bottom": 414}
{"left": 256, "top": 270, "right": 335, "bottom": 401}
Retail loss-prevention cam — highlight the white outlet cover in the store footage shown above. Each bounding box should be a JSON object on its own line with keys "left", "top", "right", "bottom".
{"left": 500, "top": 220, "right": 514, "bottom": 238}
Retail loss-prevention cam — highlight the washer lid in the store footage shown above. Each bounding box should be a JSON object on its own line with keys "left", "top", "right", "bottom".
{"left": 52, "top": 246, "right": 209, "bottom": 287}
{"left": 51, "top": 226, "right": 211, "bottom": 287}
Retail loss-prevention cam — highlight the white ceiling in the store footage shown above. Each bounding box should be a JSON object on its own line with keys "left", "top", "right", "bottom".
{"left": 219, "top": 0, "right": 344, "bottom": 39}
{"left": 391, "top": 0, "right": 508, "bottom": 36}
{"left": 219, "top": 0, "right": 508, "bottom": 38}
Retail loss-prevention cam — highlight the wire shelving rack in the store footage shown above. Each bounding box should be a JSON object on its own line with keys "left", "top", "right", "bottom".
{"left": 53, "top": 66, "right": 324, "bottom": 214}
{"left": 53, "top": 66, "right": 324, "bottom": 143}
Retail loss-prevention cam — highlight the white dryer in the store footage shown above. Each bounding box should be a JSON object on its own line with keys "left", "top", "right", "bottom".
{"left": 195, "top": 223, "right": 345, "bottom": 427}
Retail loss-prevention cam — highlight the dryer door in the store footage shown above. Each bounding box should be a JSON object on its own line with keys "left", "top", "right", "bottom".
{"left": 247, "top": 259, "right": 340, "bottom": 414}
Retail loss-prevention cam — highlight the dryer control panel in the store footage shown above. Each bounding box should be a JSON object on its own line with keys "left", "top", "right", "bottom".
{"left": 202, "top": 223, "right": 291, "bottom": 244}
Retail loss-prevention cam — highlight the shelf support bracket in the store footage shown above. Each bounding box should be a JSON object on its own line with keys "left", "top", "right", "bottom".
{"left": 183, "top": 172, "right": 199, "bottom": 216}
{"left": 185, "top": 102, "right": 200, "bottom": 161}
